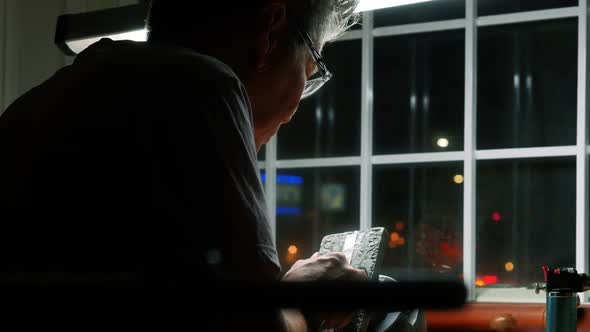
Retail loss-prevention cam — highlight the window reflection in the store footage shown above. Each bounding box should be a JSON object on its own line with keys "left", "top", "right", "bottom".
{"left": 374, "top": 30, "right": 465, "bottom": 155}
{"left": 373, "top": 163, "right": 463, "bottom": 280}
{"left": 478, "top": 19, "right": 577, "bottom": 149}
{"left": 278, "top": 41, "right": 362, "bottom": 159}
{"left": 477, "top": 158, "right": 575, "bottom": 288}
{"left": 272, "top": 167, "right": 360, "bottom": 270}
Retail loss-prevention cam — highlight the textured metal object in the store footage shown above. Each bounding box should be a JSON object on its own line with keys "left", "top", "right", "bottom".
{"left": 546, "top": 291, "right": 577, "bottom": 332}
{"left": 319, "top": 227, "right": 389, "bottom": 332}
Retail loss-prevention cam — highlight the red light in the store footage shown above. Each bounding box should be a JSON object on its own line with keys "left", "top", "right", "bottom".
{"left": 446, "top": 246, "right": 460, "bottom": 258}
{"left": 483, "top": 275, "right": 499, "bottom": 284}
{"left": 440, "top": 242, "right": 450, "bottom": 250}
{"left": 492, "top": 212, "right": 501, "bottom": 222}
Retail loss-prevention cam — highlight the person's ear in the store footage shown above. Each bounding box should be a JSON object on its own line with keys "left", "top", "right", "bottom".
{"left": 255, "top": 2, "right": 288, "bottom": 72}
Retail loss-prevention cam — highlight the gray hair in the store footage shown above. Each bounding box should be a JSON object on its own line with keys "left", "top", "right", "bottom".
{"left": 288, "top": 0, "right": 360, "bottom": 47}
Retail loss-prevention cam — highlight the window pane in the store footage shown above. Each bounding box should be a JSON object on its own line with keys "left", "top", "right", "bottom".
{"left": 258, "top": 145, "right": 265, "bottom": 161}
{"left": 478, "top": 19, "right": 577, "bottom": 149}
{"left": 374, "top": 30, "right": 465, "bottom": 155}
{"left": 275, "top": 167, "right": 360, "bottom": 270}
{"left": 277, "top": 41, "right": 361, "bottom": 159}
{"left": 479, "top": 0, "right": 578, "bottom": 17}
{"left": 374, "top": 0, "right": 465, "bottom": 27}
{"left": 373, "top": 163, "right": 463, "bottom": 280}
{"left": 476, "top": 158, "right": 575, "bottom": 290}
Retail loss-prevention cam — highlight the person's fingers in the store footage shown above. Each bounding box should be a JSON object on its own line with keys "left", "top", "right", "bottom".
{"left": 340, "top": 265, "right": 369, "bottom": 281}
{"left": 357, "top": 267, "right": 369, "bottom": 279}
{"left": 285, "top": 258, "right": 306, "bottom": 273}
{"left": 324, "top": 251, "right": 348, "bottom": 264}
{"left": 311, "top": 252, "right": 320, "bottom": 258}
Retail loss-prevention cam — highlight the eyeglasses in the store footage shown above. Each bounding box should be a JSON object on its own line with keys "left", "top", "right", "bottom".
{"left": 299, "top": 31, "right": 333, "bottom": 100}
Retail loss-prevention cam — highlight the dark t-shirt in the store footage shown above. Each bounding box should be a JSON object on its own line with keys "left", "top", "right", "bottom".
{"left": 0, "top": 39, "right": 280, "bottom": 285}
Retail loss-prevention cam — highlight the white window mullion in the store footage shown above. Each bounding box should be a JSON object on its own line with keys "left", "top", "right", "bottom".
{"left": 464, "top": 0, "right": 478, "bottom": 302}
{"left": 266, "top": 137, "right": 278, "bottom": 245}
{"left": 476, "top": 146, "right": 577, "bottom": 160}
{"left": 477, "top": 6, "right": 578, "bottom": 27}
{"left": 337, "top": 29, "right": 363, "bottom": 42}
{"left": 373, "top": 18, "right": 466, "bottom": 37}
{"left": 576, "top": 0, "right": 589, "bottom": 303}
{"left": 276, "top": 157, "right": 361, "bottom": 169}
{"left": 0, "top": 0, "right": 6, "bottom": 114}
{"left": 360, "top": 11, "right": 374, "bottom": 232}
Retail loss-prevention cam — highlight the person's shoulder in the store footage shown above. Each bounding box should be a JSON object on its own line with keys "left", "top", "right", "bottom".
{"left": 76, "top": 39, "right": 242, "bottom": 89}
{"left": 136, "top": 41, "right": 242, "bottom": 87}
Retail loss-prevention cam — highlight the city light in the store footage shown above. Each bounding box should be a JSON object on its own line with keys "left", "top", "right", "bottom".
{"left": 395, "top": 221, "right": 405, "bottom": 231}
{"left": 505, "top": 262, "right": 515, "bottom": 272}
{"left": 483, "top": 275, "right": 499, "bottom": 285}
{"left": 437, "top": 138, "right": 450, "bottom": 148}
{"left": 476, "top": 276, "right": 498, "bottom": 287}
{"left": 389, "top": 232, "right": 406, "bottom": 248}
{"left": 288, "top": 245, "right": 298, "bottom": 255}
{"left": 453, "top": 175, "right": 464, "bottom": 184}
{"left": 492, "top": 212, "right": 502, "bottom": 222}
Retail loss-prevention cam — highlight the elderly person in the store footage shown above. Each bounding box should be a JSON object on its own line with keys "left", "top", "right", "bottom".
{"left": 0, "top": 0, "right": 365, "bottom": 330}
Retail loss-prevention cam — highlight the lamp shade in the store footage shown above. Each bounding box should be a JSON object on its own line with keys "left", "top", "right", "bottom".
{"left": 55, "top": 3, "right": 149, "bottom": 56}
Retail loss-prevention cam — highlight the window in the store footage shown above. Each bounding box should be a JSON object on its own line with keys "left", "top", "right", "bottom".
{"left": 274, "top": 167, "right": 360, "bottom": 268}
{"left": 263, "top": 0, "right": 589, "bottom": 302}
{"left": 374, "top": 30, "right": 465, "bottom": 154}
{"left": 476, "top": 158, "right": 576, "bottom": 289}
{"left": 373, "top": 163, "right": 463, "bottom": 279}
{"left": 478, "top": 19, "right": 577, "bottom": 149}
{"left": 277, "top": 41, "right": 362, "bottom": 159}
{"left": 258, "top": 145, "right": 266, "bottom": 161}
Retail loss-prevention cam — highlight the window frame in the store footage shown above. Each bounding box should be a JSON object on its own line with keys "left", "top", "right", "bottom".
{"left": 260, "top": 0, "right": 589, "bottom": 303}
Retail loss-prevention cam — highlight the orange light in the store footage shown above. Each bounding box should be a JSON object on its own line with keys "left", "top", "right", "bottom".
{"left": 288, "top": 245, "right": 298, "bottom": 255}
{"left": 505, "top": 262, "right": 515, "bottom": 272}
{"left": 390, "top": 232, "right": 400, "bottom": 242}
{"left": 475, "top": 280, "right": 486, "bottom": 287}
{"left": 395, "top": 221, "right": 405, "bottom": 231}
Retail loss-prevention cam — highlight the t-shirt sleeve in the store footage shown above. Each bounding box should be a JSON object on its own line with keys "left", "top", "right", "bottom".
{"left": 157, "top": 62, "right": 281, "bottom": 282}
{"left": 201, "top": 75, "right": 282, "bottom": 279}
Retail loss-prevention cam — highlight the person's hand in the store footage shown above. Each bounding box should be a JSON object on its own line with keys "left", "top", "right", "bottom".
{"left": 281, "top": 252, "right": 368, "bottom": 329}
